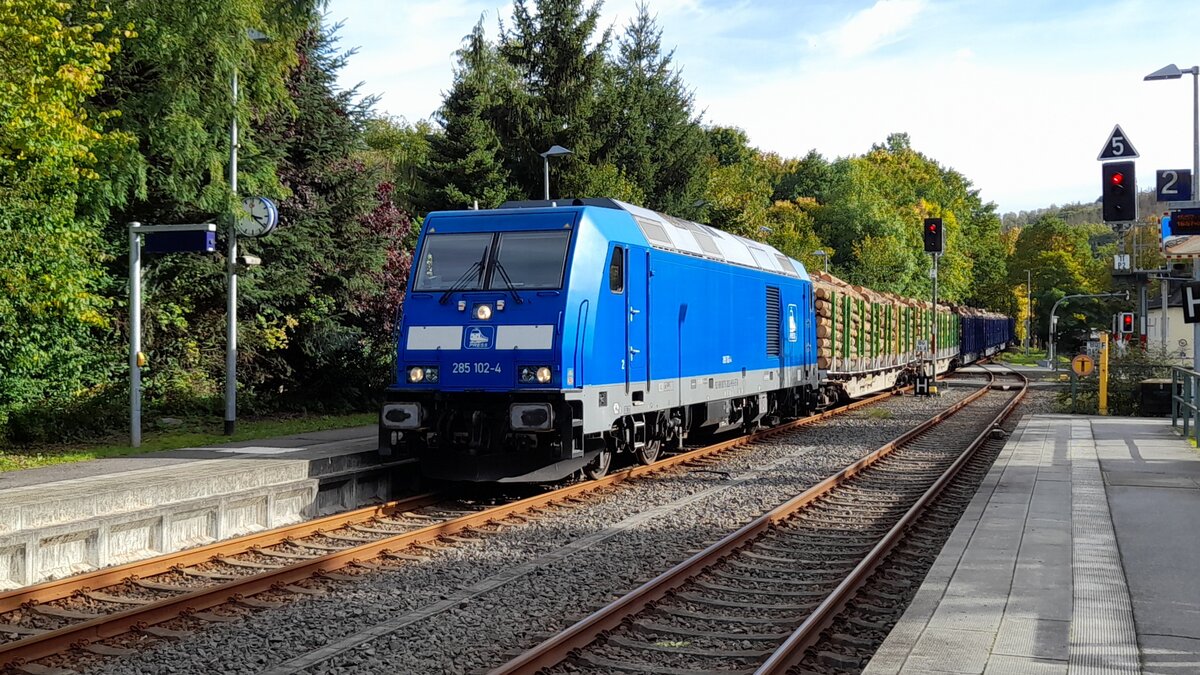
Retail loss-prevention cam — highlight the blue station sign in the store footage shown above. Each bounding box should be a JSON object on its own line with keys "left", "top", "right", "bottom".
{"left": 143, "top": 230, "right": 217, "bottom": 254}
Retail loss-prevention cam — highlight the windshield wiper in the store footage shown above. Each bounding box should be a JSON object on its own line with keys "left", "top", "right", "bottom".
{"left": 438, "top": 248, "right": 489, "bottom": 304}
{"left": 492, "top": 261, "right": 525, "bottom": 305}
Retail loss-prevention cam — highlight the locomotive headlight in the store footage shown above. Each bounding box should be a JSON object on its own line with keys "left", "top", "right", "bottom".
{"left": 474, "top": 303, "right": 493, "bottom": 320}
{"left": 407, "top": 366, "right": 425, "bottom": 383}
{"left": 424, "top": 366, "right": 439, "bottom": 383}
{"left": 536, "top": 366, "right": 552, "bottom": 383}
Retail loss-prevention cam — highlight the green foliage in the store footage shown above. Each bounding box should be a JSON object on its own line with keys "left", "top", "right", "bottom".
{"left": 1009, "top": 215, "right": 1111, "bottom": 352}
{"left": 425, "top": 18, "right": 521, "bottom": 211}
{"left": 0, "top": 0, "right": 134, "bottom": 432}
{"left": 362, "top": 116, "right": 434, "bottom": 213}
{"left": 496, "top": 0, "right": 612, "bottom": 195}
{"left": 606, "top": 4, "right": 709, "bottom": 218}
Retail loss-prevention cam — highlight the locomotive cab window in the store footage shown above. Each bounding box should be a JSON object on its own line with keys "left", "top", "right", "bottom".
{"left": 414, "top": 230, "right": 571, "bottom": 292}
{"left": 490, "top": 230, "right": 571, "bottom": 290}
{"left": 413, "top": 233, "right": 493, "bottom": 291}
{"left": 609, "top": 247, "right": 624, "bottom": 293}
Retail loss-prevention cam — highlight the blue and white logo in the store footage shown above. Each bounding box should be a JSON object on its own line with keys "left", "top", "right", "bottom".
{"left": 464, "top": 325, "right": 494, "bottom": 349}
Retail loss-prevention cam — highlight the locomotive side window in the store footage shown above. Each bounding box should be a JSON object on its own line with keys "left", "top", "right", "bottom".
{"left": 609, "top": 247, "right": 624, "bottom": 293}
{"left": 413, "top": 233, "right": 493, "bottom": 291}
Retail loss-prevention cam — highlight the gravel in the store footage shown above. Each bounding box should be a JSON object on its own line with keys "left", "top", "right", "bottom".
{"left": 88, "top": 383, "right": 986, "bottom": 675}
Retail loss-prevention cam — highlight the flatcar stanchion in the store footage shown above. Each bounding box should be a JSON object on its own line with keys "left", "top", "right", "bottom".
{"left": 128, "top": 222, "right": 218, "bottom": 447}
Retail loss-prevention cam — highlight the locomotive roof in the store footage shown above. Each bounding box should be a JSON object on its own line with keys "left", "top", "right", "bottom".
{"left": 499, "top": 198, "right": 806, "bottom": 280}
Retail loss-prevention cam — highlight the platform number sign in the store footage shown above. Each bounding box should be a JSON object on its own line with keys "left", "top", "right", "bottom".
{"left": 1097, "top": 124, "right": 1140, "bottom": 161}
{"left": 1157, "top": 169, "right": 1193, "bottom": 202}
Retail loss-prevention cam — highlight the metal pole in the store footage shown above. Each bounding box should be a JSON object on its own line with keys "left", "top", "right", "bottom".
{"left": 1192, "top": 68, "right": 1199, "bottom": 372}
{"left": 225, "top": 68, "right": 239, "bottom": 435}
{"left": 129, "top": 223, "right": 142, "bottom": 447}
{"left": 1099, "top": 332, "right": 1109, "bottom": 415}
{"left": 1140, "top": 272, "right": 1148, "bottom": 345}
{"left": 1162, "top": 275, "right": 1170, "bottom": 354}
{"left": 1026, "top": 269, "right": 1032, "bottom": 353}
{"left": 543, "top": 156, "right": 550, "bottom": 201}
{"left": 931, "top": 253, "right": 939, "bottom": 377}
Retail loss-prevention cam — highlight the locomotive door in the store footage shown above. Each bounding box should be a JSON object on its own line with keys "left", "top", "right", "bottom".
{"left": 625, "top": 246, "right": 649, "bottom": 395}
{"left": 781, "top": 290, "right": 802, "bottom": 386}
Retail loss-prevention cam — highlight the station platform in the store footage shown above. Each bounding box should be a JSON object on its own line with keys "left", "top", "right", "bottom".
{"left": 865, "top": 414, "right": 1200, "bottom": 674}
{"left": 0, "top": 426, "right": 415, "bottom": 589}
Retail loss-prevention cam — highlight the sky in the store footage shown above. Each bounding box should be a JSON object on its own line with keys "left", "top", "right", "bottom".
{"left": 331, "top": 0, "right": 1200, "bottom": 215}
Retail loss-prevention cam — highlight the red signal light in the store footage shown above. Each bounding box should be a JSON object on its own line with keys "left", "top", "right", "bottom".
{"left": 1111, "top": 172, "right": 1125, "bottom": 186}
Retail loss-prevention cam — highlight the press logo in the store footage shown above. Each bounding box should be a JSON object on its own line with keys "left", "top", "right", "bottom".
{"left": 465, "top": 326, "right": 494, "bottom": 349}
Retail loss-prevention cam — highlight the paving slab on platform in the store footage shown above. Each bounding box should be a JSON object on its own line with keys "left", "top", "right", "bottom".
{"left": 0, "top": 427, "right": 416, "bottom": 589}
{"left": 865, "top": 414, "right": 1200, "bottom": 675}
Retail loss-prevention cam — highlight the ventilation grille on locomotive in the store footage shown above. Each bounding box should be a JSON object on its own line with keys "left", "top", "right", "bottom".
{"left": 766, "top": 286, "right": 781, "bottom": 357}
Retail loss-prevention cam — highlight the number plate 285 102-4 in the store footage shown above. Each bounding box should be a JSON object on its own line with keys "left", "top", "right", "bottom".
{"left": 451, "top": 362, "right": 503, "bottom": 375}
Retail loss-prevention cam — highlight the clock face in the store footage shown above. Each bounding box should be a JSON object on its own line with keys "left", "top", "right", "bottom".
{"left": 235, "top": 196, "right": 279, "bottom": 237}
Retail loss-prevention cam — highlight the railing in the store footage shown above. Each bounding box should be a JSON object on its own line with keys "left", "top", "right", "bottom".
{"left": 1171, "top": 366, "right": 1200, "bottom": 444}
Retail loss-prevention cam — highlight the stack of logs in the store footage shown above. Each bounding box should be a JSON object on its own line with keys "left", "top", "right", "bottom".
{"left": 811, "top": 271, "right": 952, "bottom": 371}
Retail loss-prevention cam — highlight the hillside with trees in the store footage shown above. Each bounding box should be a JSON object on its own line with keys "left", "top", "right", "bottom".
{"left": 0, "top": 0, "right": 1136, "bottom": 444}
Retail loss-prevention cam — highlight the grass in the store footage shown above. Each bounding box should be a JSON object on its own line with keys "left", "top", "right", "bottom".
{"left": 996, "top": 348, "right": 1049, "bottom": 367}
{"left": 864, "top": 408, "right": 894, "bottom": 420}
{"left": 0, "top": 412, "right": 377, "bottom": 473}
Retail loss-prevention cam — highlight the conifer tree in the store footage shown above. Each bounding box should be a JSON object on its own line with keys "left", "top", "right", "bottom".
{"left": 609, "top": 4, "right": 708, "bottom": 218}
{"left": 425, "top": 19, "right": 520, "bottom": 210}
{"left": 497, "top": 0, "right": 612, "bottom": 196}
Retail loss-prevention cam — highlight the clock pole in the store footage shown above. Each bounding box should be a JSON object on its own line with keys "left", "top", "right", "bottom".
{"left": 224, "top": 68, "right": 240, "bottom": 436}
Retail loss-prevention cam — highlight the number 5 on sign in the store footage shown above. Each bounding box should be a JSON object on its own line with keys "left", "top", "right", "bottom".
{"left": 1157, "top": 169, "right": 1193, "bottom": 202}
{"left": 1097, "top": 124, "right": 1140, "bottom": 160}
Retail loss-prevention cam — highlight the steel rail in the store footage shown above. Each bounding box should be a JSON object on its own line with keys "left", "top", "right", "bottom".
{"left": 0, "top": 493, "right": 442, "bottom": 615}
{"left": 756, "top": 365, "right": 1027, "bottom": 673}
{"left": 490, "top": 370, "right": 1004, "bottom": 675}
{"left": 0, "top": 388, "right": 900, "bottom": 669}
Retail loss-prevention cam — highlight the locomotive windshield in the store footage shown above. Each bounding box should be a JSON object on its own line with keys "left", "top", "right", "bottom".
{"left": 414, "top": 230, "right": 571, "bottom": 292}
{"left": 491, "top": 231, "right": 570, "bottom": 289}
{"left": 414, "top": 233, "right": 492, "bottom": 291}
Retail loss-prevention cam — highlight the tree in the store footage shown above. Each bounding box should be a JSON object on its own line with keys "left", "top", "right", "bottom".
{"left": 425, "top": 18, "right": 520, "bottom": 211}
{"left": 362, "top": 116, "right": 434, "bottom": 215}
{"left": 0, "top": 0, "right": 135, "bottom": 435}
{"left": 607, "top": 3, "right": 708, "bottom": 217}
{"left": 496, "top": 0, "right": 612, "bottom": 196}
{"left": 1009, "top": 215, "right": 1109, "bottom": 351}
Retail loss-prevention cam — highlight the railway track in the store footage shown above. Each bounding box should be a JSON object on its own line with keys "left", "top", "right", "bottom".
{"left": 0, "top": 386, "right": 905, "bottom": 674}
{"left": 490, "top": 364, "right": 1027, "bottom": 675}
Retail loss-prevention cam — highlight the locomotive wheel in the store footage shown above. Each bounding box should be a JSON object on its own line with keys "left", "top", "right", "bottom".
{"left": 634, "top": 439, "right": 661, "bottom": 465}
{"left": 583, "top": 450, "right": 613, "bottom": 480}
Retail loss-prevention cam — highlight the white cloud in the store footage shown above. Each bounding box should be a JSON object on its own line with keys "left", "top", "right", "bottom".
{"left": 813, "top": 0, "right": 927, "bottom": 59}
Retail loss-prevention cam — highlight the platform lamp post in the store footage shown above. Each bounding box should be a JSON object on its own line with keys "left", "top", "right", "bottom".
{"left": 812, "top": 250, "right": 829, "bottom": 274}
{"left": 225, "top": 27, "right": 271, "bottom": 436}
{"left": 1145, "top": 63, "right": 1200, "bottom": 373}
{"left": 540, "top": 145, "right": 572, "bottom": 200}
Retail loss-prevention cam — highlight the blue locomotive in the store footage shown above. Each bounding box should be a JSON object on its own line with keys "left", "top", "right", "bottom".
{"left": 379, "top": 198, "right": 820, "bottom": 481}
{"left": 379, "top": 198, "right": 1014, "bottom": 482}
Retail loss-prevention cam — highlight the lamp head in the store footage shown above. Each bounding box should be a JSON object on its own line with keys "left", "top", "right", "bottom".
{"left": 1145, "top": 63, "right": 1183, "bottom": 81}
{"left": 540, "top": 145, "right": 573, "bottom": 159}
